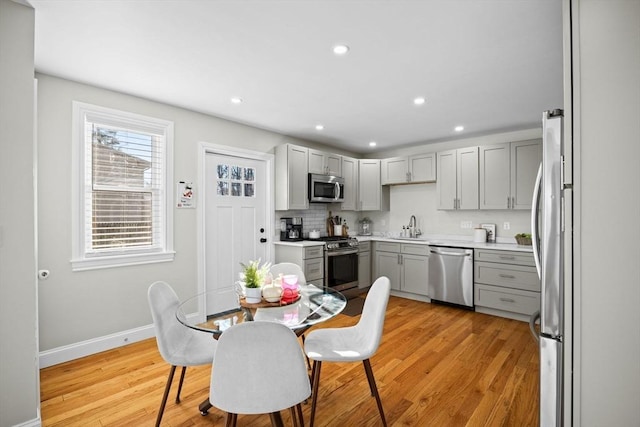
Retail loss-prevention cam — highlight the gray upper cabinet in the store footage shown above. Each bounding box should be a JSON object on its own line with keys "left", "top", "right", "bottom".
{"left": 436, "top": 147, "right": 479, "bottom": 210}
{"left": 358, "top": 159, "right": 389, "bottom": 211}
{"left": 381, "top": 152, "right": 436, "bottom": 185}
{"left": 479, "top": 139, "right": 541, "bottom": 210}
{"left": 340, "top": 155, "right": 358, "bottom": 211}
{"left": 275, "top": 144, "right": 309, "bottom": 210}
{"left": 308, "top": 148, "right": 342, "bottom": 177}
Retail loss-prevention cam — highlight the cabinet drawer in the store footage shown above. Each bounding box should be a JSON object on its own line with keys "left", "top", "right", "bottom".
{"left": 375, "top": 242, "right": 401, "bottom": 253}
{"left": 474, "top": 249, "right": 535, "bottom": 266}
{"left": 475, "top": 262, "right": 539, "bottom": 292}
{"left": 401, "top": 244, "right": 429, "bottom": 256}
{"left": 475, "top": 284, "right": 540, "bottom": 316}
{"left": 304, "top": 246, "right": 324, "bottom": 259}
{"left": 304, "top": 258, "right": 324, "bottom": 282}
{"left": 358, "top": 241, "right": 371, "bottom": 252}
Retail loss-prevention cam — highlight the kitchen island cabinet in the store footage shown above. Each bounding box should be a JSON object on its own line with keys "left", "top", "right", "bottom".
{"left": 474, "top": 248, "right": 539, "bottom": 321}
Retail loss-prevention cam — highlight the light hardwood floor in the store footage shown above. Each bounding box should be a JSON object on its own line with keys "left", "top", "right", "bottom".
{"left": 40, "top": 296, "right": 539, "bottom": 426}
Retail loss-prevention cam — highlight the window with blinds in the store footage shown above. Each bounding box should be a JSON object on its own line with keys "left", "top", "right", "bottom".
{"left": 72, "top": 102, "right": 174, "bottom": 270}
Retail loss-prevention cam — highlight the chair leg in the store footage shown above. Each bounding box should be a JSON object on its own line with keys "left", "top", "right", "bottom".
{"left": 362, "top": 359, "right": 387, "bottom": 427}
{"left": 269, "top": 411, "right": 285, "bottom": 427}
{"left": 309, "top": 360, "right": 322, "bottom": 427}
{"left": 155, "top": 365, "right": 177, "bottom": 427}
{"left": 301, "top": 334, "right": 311, "bottom": 371}
{"left": 175, "top": 366, "right": 187, "bottom": 403}
{"left": 296, "top": 403, "right": 305, "bottom": 427}
{"left": 225, "top": 412, "right": 236, "bottom": 427}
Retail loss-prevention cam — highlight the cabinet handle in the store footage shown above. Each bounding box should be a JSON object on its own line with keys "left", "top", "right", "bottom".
{"left": 512, "top": 196, "right": 516, "bottom": 209}
{"left": 499, "top": 256, "right": 516, "bottom": 260}
{"left": 406, "top": 171, "right": 411, "bottom": 182}
{"left": 507, "top": 196, "right": 511, "bottom": 209}
{"left": 499, "top": 274, "right": 516, "bottom": 279}
{"left": 499, "top": 297, "right": 516, "bottom": 303}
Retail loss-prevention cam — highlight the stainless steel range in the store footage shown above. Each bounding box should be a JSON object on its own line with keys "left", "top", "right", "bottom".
{"left": 308, "top": 236, "right": 359, "bottom": 292}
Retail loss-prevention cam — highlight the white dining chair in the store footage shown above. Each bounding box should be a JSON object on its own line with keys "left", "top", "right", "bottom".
{"left": 209, "top": 321, "right": 311, "bottom": 427}
{"left": 304, "top": 276, "right": 391, "bottom": 427}
{"left": 147, "top": 281, "right": 216, "bottom": 427}
{"left": 269, "top": 262, "right": 307, "bottom": 285}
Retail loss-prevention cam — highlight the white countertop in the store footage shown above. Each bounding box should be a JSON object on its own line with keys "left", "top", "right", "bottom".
{"left": 273, "top": 235, "right": 533, "bottom": 253}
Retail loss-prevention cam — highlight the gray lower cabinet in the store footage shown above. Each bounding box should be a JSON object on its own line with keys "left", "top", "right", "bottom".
{"left": 358, "top": 241, "right": 371, "bottom": 288}
{"left": 474, "top": 249, "right": 540, "bottom": 320}
{"left": 374, "top": 242, "right": 428, "bottom": 296}
{"left": 274, "top": 244, "right": 324, "bottom": 284}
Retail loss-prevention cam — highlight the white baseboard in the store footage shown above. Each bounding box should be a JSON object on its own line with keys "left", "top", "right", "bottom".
{"left": 12, "top": 416, "right": 41, "bottom": 427}
{"left": 39, "top": 324, "right": 155, "bottom": 369}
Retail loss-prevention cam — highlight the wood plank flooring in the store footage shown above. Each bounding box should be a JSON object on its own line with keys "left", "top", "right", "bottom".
{"left": 40, "top": 296, "right": 539, "bottom": 426}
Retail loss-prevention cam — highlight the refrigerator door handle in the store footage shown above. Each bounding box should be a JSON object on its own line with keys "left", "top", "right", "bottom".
{"left": 529, "top": 310, "right": 540, "bottom": 343}
{"left": 531, "top": 163, "right": 542, "bottom": 278}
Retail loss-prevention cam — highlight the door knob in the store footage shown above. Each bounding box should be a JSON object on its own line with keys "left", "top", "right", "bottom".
{"left": 260, "top": 238, "right": 267, "bottom": 243}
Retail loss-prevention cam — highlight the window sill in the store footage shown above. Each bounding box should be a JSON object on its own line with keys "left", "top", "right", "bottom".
{"left": 71, "top": 251, "right": 176, "bottom": 271}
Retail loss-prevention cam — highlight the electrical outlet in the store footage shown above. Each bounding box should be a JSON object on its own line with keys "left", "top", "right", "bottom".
{"left": 503, "top": 222, "right": 511, "bottom": 230}
{"left": 460, "top": 221, "right": 472, "bottom": 229}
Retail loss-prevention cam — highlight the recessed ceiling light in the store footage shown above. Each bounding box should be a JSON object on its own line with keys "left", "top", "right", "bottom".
{"left": 230, "top": 97, "right": 243, "bottom": 104}
{"left": 413, "top": 97, "right": 426, "bottom": 106}
{"left": 333, "top": 44, "right": 350, "bottom": 55}
{"left": 369, "top": 141, "right": 377, "bottom": 147}
{"left": 315, "top": 124, "right": 324, "bottom": 131}
{"left": 454, "top": 125, "right": 464, "bottom": 132}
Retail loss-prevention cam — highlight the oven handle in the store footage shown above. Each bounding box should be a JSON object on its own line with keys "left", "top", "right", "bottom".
{"left": 326, "top": 249, "right": 358, "bottom": 257}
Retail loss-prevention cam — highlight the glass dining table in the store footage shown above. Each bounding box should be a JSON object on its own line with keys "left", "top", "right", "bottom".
{"left": 175, "top": 283, "right": 347, "bottom": 417}
{"left": 176, "top": 283, "right": 347, "bottom": 337}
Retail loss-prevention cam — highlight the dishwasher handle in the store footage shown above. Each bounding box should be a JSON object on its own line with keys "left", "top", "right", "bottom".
{"left": 430, "top": 249, "right": 472, "bottom": 257}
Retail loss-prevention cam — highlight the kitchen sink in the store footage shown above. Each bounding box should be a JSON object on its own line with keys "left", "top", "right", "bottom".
{"left": 394, "top": 236, "right": 428, "bottom": 241}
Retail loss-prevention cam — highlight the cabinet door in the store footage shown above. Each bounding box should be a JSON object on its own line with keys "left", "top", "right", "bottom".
{"left": 457, "top": 146, "right": 479, "bottom": 210}
{"left": 510, "top": 139, "right": 541, "bottom": 210}
{"left": 479, "top": 143, "right": 510, "bottom": 209}
{"left": 401, "top": 254, "right": 429, "bottom": 295}
{"left": 436, "top": 150, "right": 457, "bottom": 210}
{"left": 409, "top": 152, "right": 436, "bottom": 183}
{"left": 358, "top": 251, "right": 371, "bottom": 288}
{"left": 381, "top": 157, "right": 409, "bottom": 184}
{"left": 308, "top": 149, "right": 326, "bottom": 175}
{"left": 326, "top": 153, "right": 342, "bottom": 177}
{"left": 375, "top": 250, "right": 401, "bottom": 290}
{"left": 341, "top": 156, "right": 358, "bottom": 211}
{"left": 359, "top": 159, "right": 388, "bottom": 211}
{"left": 288, "top": 145, "right": 309, "bottom": 209}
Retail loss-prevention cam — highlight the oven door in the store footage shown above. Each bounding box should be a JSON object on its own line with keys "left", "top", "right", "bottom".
{"left": 325, "top": 249, "right": 358, "bottom": 292}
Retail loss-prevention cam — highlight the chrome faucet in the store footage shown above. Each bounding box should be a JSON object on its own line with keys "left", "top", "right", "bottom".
{"left": 408, "top": 215, "right": 421, "bottom": 238}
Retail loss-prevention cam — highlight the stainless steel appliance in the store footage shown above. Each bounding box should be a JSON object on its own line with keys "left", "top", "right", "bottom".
{"left": 280, "top": 217, "right": 303, "bottom": 241}
{"left": 308, "top": 236, "right": 358, "bottom": 291}
{"left": 308, "top": 173, "right": 344, "bottom": 203}
{"left": 530, "top": 109, "right": 568, "bottom": 426}
{"left": 428, "top": 246, "right": 474, "bottom": 308}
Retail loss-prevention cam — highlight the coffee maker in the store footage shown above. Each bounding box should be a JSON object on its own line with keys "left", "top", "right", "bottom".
{"left": 280, "top": 217, "right": 303, "bottom": 241}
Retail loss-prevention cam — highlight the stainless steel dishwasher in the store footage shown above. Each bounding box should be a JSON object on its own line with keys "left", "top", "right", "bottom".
{"left": 428, "top": 246, "right": 474, "bottom": 308}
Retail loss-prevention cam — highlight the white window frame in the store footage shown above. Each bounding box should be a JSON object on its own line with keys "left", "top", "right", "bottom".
{"left": 71, "top": 102, "right": 174, "bottom": 271}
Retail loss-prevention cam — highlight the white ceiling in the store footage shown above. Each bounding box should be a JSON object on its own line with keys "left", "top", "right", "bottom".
{"left": 30, "top": 0, "right": 563, "bottom": 154}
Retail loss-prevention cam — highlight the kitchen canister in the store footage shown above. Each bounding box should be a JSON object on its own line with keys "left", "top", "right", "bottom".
{"left": 334, "top": 224, "right": 343, "bottom": 236}
{"left": 473, "top": 227, "right": 487, "bottom": 243}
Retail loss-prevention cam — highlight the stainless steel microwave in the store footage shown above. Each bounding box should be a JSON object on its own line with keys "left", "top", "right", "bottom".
{"left": 308, "top": 173, "right": 344, "bottom": 203}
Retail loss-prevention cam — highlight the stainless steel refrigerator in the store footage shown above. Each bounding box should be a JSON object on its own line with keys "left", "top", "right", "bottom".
{"left": 531, "top": 109, "right": 567, "bottom": 426}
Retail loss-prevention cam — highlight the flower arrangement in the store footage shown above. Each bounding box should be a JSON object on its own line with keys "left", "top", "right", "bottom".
{"left": 240, "top": 259, "right": 271, "bottom": 288}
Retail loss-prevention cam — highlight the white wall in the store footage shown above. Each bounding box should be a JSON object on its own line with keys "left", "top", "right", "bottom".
{"left": 574, "top": 0, "right": 640, "bottom": 424}
{"left": 35, "top": 73, "right": 319, "bottom": 356}
{"left": 0, "top": 1, "right": 40, "bottom": 426}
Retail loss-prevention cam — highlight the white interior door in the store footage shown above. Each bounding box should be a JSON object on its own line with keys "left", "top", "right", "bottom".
{"left": 205, "top": 152, "right": 269, "bottom": 315}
